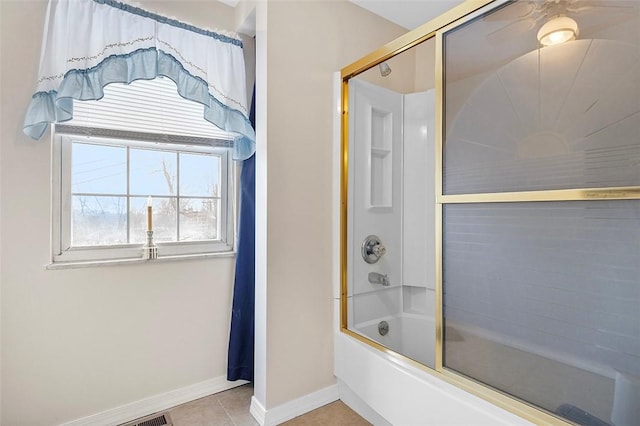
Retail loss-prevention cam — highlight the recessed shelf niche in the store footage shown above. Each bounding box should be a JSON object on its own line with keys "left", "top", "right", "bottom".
{"left": 369, "top": 107, "right": 392, "bottom": 208}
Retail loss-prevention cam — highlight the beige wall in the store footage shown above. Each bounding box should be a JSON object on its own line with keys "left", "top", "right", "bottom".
{"left": 414, "top": 38, "right": 436, "bottom": 92}
{"left": 0, "top": 1, "right": 243, "bottom": 425}
{"left": 138, "top": 0, "right": 234, "bottom": 29}
{"left": 355, "top": 46, "right": 417, "bottom": 94}
{"left": 263, "top": 0, "right": 407, "bottom": 408}
{"left": 354, "top": 36, "right": 436, "bottom": 94}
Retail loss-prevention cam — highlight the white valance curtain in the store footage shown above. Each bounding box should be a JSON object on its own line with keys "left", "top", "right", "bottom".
{"left": 23, "top": 0, "right": 255, "bottom": 160}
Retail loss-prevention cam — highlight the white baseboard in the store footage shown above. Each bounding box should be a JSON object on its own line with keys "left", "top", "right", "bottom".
{"left": 60, "top": 376, "right": 248, "bottom": 426}
{"left": 250, "top": 396, "right": 267, "bottom": 425}
{"left": 250, "top": 384, "right": 339, "bottom": 426}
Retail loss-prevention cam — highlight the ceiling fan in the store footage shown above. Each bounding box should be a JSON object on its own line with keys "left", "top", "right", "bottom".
{"left": 484, "top": 0, "right": 636, "bottom": 45}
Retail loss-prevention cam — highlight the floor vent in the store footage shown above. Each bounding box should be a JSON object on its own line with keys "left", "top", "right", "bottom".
{"left": 120, "top": 412, "right": 172, "bottom": 426}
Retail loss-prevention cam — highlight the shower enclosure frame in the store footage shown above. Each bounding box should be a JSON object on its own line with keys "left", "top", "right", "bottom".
{"left": 339, "top": 0, "right": 640, "bottom": 424}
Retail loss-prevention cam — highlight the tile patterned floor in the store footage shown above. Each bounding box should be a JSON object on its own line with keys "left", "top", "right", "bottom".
{"left": 280, "top": 400, "right": 371, "bottom": 426}
{"left": 160, "top": 384, "right": 371, "bottom": 426}
{"left": 168, "top": 384, "right": 258, "bottom": 426}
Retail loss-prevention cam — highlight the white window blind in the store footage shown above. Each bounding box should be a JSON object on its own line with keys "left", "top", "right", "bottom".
{"left": 63, "top": 77, "right": 236, "bottom": 146}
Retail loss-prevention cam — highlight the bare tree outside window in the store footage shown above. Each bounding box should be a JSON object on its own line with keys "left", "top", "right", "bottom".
{"left": 71, "top": 141, "right": 221, "bottom": 247}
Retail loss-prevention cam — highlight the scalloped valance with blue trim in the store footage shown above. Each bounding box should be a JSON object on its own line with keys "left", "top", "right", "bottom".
{"left": 23, "top": 0, "right": 255, "bottom": 161}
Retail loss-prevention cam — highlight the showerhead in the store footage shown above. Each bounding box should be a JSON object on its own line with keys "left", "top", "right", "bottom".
{"left": 379, "top": 62, "right": 391, "bottom": 77}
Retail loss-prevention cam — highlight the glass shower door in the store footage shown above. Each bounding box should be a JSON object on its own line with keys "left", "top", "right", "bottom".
{"left": 440, "top": 1, "right": 640, "bottom": 424}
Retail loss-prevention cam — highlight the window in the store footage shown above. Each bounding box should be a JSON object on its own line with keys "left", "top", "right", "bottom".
{"left": 51, "top": 78, "right": 236, "bottom": 264}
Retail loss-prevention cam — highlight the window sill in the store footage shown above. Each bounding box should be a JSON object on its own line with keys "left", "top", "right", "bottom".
{"left": 45, "top": 251, "right": 236, "bottom": 270}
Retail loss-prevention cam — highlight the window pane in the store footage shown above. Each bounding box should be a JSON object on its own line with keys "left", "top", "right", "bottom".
{"left": 72, "top": 196, "right": 127, "bottom": 245}
{"left": 130, "top": 148, "right": 177, "bottom": 196}
{"left": 443, "top": 201, "right": 640, "bottom": 424}
{"left": 179, "top": 198, "right": 219, "bottom": 241}
{"left": 130, "top": 196, "right": 176, "bottom": 243}
{"left": 129, "top": 196, "right": 149, "bottom": 244}
{"left": 72, "top": 143, "right": 126, "bottom": 195}
{"left": 179, "top": 153, "right": 220, "bottom": 197}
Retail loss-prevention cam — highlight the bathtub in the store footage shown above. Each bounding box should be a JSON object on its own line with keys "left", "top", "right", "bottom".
{"left": 337, "top": 291, "right": 529, "bottom": 425}
{"left": 354, "top": 314, "right": 434, "bottom": 368}
{"left": 335, "top": 312, "right": 533, "bottom": 425}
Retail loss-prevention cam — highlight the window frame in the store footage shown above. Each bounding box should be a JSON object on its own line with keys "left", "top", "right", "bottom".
{"left": 51, "top": 129, "right": 235, "bottom": 265}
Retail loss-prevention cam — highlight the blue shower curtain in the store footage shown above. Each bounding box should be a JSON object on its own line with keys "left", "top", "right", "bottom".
{"left": 227, "top": 85, "right": 255, "bottom": 382}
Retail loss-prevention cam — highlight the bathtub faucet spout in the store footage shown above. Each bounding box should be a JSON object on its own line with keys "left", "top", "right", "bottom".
{"left": 368, "top": 272, "right": 390, "bottom": 286}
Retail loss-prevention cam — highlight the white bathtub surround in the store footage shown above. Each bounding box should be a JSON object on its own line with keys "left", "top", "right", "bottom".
{"left": 611, "top": 371, "right": 640, "bottom": 426}
{"left": 346, "top": 80, "right": 438, "bottom": 366}
{"left": 402, "top": 285, "right": 432, "bottom": 315}
{"left": 351, "top": 286, "right": 402, "bottom": 325}
{"left": 402, "top": 90, "right": 436, "bottom": 292}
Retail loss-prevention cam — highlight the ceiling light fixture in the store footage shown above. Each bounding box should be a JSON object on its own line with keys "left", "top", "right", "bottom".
{"left": 537, "top": 16, "right": 579, "bottom": 46}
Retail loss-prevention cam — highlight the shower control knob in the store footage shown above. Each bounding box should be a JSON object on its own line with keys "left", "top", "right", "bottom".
{"left": 362, "top": 235, "right": 386, "bottom": 264}
{"left": 372, "top": 243, "right": 386, "bottom": 258}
